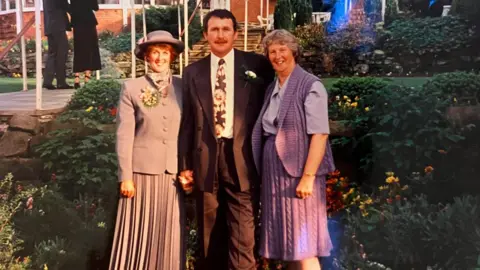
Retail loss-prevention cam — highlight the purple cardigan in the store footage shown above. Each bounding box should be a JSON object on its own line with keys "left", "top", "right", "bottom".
{"left": 252, "top": 65, "right": 336, "bottom": 177}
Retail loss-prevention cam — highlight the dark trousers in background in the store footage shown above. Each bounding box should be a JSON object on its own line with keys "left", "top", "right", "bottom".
{"left": 196, "top": 138, "right": 258, "bottom": 270}
{"left": 44, "top": 31, "right": 68, "bottom": 86}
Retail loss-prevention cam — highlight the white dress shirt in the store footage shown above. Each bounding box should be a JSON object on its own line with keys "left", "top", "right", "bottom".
{"left": 211, "top": 49, "right": 235, "bottom": 138}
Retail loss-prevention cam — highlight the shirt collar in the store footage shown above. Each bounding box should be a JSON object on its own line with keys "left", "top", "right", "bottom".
{"left": 211, "top": 49, "right": 235, "bottom": 68}
{"left": 272, "top": 74, "right": 291, "bottom": 96}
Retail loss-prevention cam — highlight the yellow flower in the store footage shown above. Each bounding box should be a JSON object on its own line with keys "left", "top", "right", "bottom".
{"left": 355, "top": 96, "right": 360, "bottom": 101}
{"left": 453, "top": 97, "right": 457, "bottom": 103}
{"left": 359, "top": 204, "right": 365, "bottom": 210}
{"left": 362, "top": 211, "right": 369, "bottom": 217}
{"left": 351, "top": 102, "right": 358, "bottom": 108}
{"left": 343, "top": 95, "right": 348, "bottom": 100}
{"left": 364, "top": 198, "right": 373, "bottom": 204}
{"left": 335, "top": 96, "right": 340, "bottom": 101}
{"left": 385, "top": 176, "right": 399, "bottom": 183}
{"left": 385, "top": 172, "right": 394, "bottom": 177}
{"left": 365, "top": 107, "right": 370, "bottom": 112}
{"left": 85, "top": 106, "right": 94, "bottom": 112}
{"left": 379, "top": 185, "right": 388, "bottom": 190}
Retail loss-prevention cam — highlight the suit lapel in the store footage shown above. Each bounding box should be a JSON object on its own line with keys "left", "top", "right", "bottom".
{"left": 193, "top": 56, "right": 216, "bottom": 135}
{"left": 233, "top": 49, "right": 250, "bottom": 138}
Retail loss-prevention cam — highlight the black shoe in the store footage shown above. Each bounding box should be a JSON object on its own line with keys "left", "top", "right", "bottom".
{"left": 42, "top": 84, "right": 56, "bottom": 90}
{"left": 74, "top": 82, "right": 81, "bottom": 89}
{"left": 57, "top": 84, "right": 73, "bottom": 89}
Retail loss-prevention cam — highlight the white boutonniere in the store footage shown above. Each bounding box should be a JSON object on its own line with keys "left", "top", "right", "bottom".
{"left": 242, "top": 66, "right": 263, "bottom": 87}
{"left": 139, "top": 85, "right": 160, "bottom": 107}
{"left": 245, "top": 70, "right": 257, "bottom": 80}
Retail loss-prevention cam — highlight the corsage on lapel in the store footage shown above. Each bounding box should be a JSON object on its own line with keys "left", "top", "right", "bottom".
{"left": 139, "top": 85, "right": 160, "bottom": 108}
{"left": 241, "top": 65, "right": 263, "bottom": 87}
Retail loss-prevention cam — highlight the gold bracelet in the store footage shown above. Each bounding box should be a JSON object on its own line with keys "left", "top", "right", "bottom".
{"left": 303, "top": 172, "right": 315, "bottom": 177}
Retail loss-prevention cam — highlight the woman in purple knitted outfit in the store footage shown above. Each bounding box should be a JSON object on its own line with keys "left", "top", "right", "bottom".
{"left": 251, "top": 29, "right": 336, "bottom": 270}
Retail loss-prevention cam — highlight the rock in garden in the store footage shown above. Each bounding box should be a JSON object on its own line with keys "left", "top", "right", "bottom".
{"left": 0, "top": 158, "right": 43, "bottom": 182}
{"left": 0, "top": 130, "right": 32, "bottom": 157}
{"left": 8, "top": 114, "right": 39, "bottom": 134}
{"left": 354, "top": 64, "right": 369, "bottom": 74}
{"left": 373, "top": 50, "right": 385, "bottom": 59}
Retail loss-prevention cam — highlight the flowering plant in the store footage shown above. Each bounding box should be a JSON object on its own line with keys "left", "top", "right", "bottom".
{"left": 326, "top": 170, "right": 360, "bottom": 216}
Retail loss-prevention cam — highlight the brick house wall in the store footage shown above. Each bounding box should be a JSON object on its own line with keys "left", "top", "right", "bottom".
{"left": 0, "top": 1, "right": 277, "bottom": 42}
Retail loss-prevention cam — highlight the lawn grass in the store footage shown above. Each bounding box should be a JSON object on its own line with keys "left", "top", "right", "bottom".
{"left": 0, "top": 76, "right": 430, "bottom": 94}
{"left": 0, "top": 77, "right": 78, "bottom": 94}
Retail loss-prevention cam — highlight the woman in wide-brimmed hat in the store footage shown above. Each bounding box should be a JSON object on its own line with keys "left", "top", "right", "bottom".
{"left": 109, "top": 30, "right": 188, "bottom": 270}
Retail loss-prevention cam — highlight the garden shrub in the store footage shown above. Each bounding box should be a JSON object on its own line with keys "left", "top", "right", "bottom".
{"left": 337, "top": 174, "right": 480, "bottom": 269}
{"left": 293, "top": 23, "right": 327, "bottom": 51}
{"left": 382, "top": 16, "right": 473, "bottom": 56}
{"left": 274, "top": 0, "right": 295, "bottom": 30}
{"left": 100, "top": 32, "right": 143, "bottom": 54}
{"left": 421, "top": 71, "right": 480, "bottom": 107}
{"left": 34, "top": 129, "right": 117, "bottom": 199}
{"left": 136, "top": 5, "right": 202, "bottom": 48}
{"left": 451, "top": 0, "right": 480, "bottom": 25}
{"left": 293, "top": 0, "right": 313, "bottom": 26}
{"left": 61, "top": 79, "right": 121, "bottom": 125}
{"left": 379, "top": 16, "right": 478, "bottom": 73}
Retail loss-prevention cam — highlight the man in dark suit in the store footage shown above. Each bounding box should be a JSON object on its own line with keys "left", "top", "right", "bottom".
{"left": 42, "top": 0, "right": 72, "bottom": 89}
{"left": 178, "top": 9, "right": 274, "bottom": 270}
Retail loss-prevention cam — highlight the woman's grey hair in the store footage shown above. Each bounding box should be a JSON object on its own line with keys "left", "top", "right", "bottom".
{"left": 262, "top": 29, "right": 301, "bottom": 60}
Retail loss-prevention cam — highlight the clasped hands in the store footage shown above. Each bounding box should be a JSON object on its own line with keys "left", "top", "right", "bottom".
{"left": 120, "top": 170, "right": 195, "bottom": 198}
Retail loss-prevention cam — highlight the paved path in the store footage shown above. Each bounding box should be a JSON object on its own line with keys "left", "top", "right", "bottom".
{"left": 0, "top": 89, "right": 76, "bottom": 116}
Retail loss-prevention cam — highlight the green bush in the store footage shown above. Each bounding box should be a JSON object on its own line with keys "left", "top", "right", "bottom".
{"left": 422, "top": 71, "right": 480, "bottom": 107}
{"left": 135, "top": 5, "right": 202, "bottom": 48}
{"left": 451, "top": 0, "right": 480, "bottom": 25}
{"left": 381, "top": 16, "right": 474, "bottom": 57}
{"left": 100, "top": 31, "right": 143, "bottom": 54}
{"left": 274, "top": 0, "right": 295, "bottom": 30}
{"left": 34, "top": 129, "right": 117, "bottom": 198}
{"left": 293, "top": 23, "right": 327, "bottom": 51}
{"left": 294, "top": 0, "right": 313, "bottom": 26}
{"left": 339, "top": 192, "right": 480, "bottom": 269}
{"left": 61, "top": 79, "right": 121, "bottom": 125}
{"left": 328, "top": 77, "right": 389, "bottom": 121}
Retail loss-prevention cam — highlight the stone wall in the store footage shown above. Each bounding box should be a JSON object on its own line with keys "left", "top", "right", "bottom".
{"left": 0, "top": 114, "right": 60, "bottom": 182}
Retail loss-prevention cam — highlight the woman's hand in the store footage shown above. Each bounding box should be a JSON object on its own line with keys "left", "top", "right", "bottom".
{"left": 120, "top": 180, "right": 135, "bottom": 198}
{"left": 296, "top": 175, "right": 315, "bottom": 199}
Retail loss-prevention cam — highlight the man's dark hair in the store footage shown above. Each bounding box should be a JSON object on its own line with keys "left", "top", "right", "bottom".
{"left": 202, "top": 9, "right": 238, "bottom": 32}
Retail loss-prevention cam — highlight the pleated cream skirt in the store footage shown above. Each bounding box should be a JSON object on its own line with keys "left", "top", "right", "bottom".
{"left": 109, "top": 173, "right": 185, "bottom": 270}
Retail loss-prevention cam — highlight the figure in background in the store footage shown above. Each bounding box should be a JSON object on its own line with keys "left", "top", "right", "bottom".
{"left": 252, "top": 29, "right": 336, "bottom": 270}
{"left": 42, "top": 0, "right": 72, "bottom": 90}
{"left": 69, "top": 0, "right": 102, "bottom": 89}
{"left": 109, "top": 30, "right": 186, "bottom": 270}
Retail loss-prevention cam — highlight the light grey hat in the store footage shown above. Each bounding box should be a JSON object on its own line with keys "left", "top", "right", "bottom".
{"left": 134, "top": 30, "right": 185, "bottom": 59}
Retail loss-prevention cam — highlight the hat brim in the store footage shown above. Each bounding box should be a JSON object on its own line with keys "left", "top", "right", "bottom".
{"left": 134, "top": 38, "right": 185, "bottom": 60}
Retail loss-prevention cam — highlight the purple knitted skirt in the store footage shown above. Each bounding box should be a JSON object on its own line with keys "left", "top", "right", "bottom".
{"left": 259, "top": 136, "right": 333, "bottom": 261}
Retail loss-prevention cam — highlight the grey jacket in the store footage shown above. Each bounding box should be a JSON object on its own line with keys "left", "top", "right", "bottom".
{"left": 116, "top": 76, "right": 182, "bottom": 182}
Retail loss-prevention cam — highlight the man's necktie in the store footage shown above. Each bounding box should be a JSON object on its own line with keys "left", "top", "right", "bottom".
{"left": 213, "top": 59, "right": 226, "bottom": 138}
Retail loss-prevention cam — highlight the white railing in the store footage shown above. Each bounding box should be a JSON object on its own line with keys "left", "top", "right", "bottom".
{"left": 311, "top": 12, "right": 331, "bottom": 24}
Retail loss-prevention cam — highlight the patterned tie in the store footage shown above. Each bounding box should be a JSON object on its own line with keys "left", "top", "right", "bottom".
{"left": 213, "top": 59, "right": 226, "bottom": 138}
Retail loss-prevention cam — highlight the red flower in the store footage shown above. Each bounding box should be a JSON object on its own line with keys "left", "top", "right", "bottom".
{"left": 110, "top": 107, "right": 117, "bottom": 116}
{"left": 98, "top": 105, "right": 104, "bottom": 111}
{"left": 51, "top": 173, "right": 56, "bottom": 182}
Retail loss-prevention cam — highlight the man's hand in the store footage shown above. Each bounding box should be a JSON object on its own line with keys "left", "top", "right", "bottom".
{"left": 178, "top": 170, "right": 194, "bottom": 194}
{"left": 120, "top": 180, "right": 135, "bottom": 198}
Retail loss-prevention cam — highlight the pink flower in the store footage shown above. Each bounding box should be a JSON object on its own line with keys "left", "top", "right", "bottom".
{"left": 26, "top": 197, "right": 33, "bottom": 209}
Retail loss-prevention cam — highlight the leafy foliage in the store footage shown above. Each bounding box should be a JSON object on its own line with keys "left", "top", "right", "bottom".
{"left": 422, "top": 71, "right": 480, "bottom": 107}
{"left": 381, "top": 16, "right": 475, "bottom": 56}
{"left": 451, "top": 0, "right": 480, "bottom": 25}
